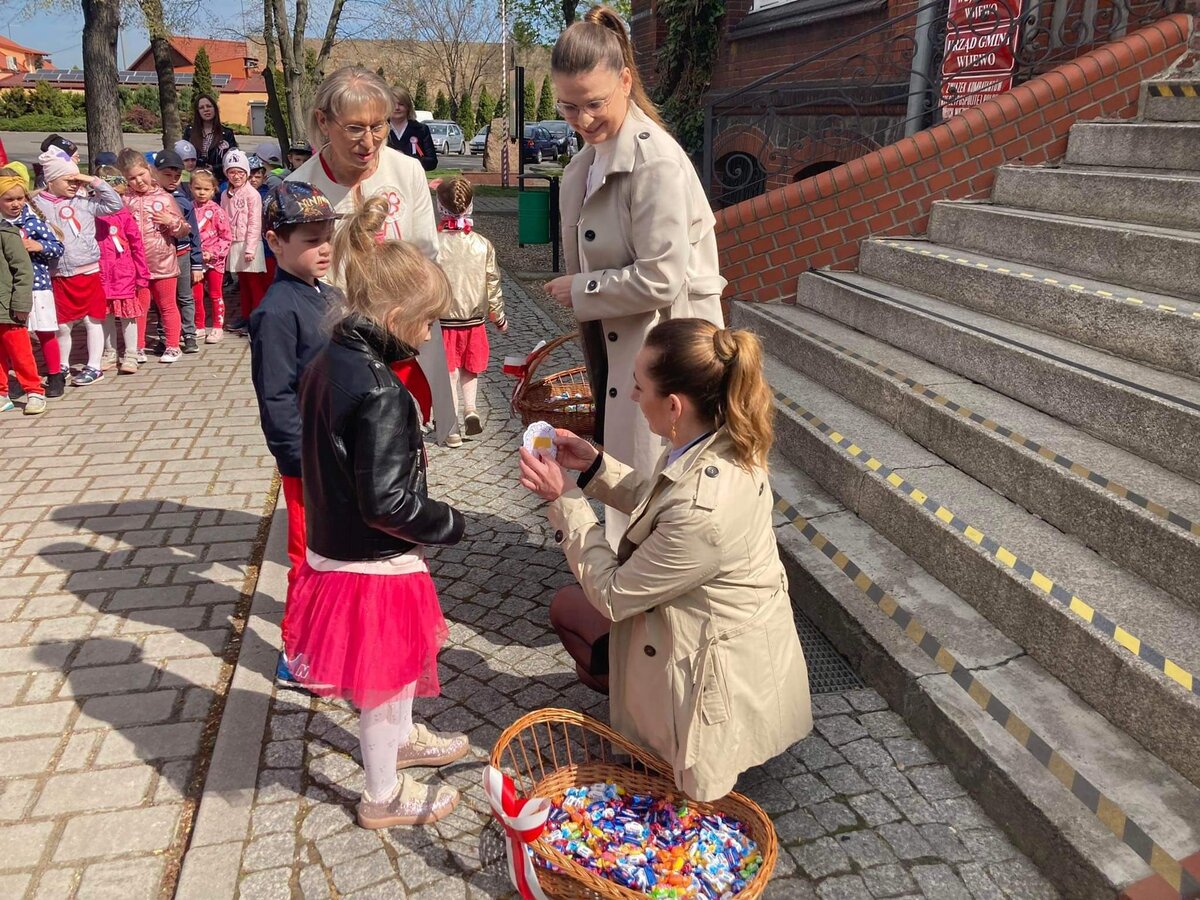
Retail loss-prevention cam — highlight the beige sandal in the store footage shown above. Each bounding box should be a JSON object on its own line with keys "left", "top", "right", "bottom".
{"left": 356, "top": 773, "right": 459, "bottom": 829}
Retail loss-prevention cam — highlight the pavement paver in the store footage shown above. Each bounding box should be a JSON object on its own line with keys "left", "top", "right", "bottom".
{"left": 1, "top": 269, "right": 1061, "bottom": 898}
{"left": 0, "top": 333, "right": 275, "bottom": 896}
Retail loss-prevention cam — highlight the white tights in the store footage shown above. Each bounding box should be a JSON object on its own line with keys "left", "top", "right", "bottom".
{"left": 359, "top": 684, "right": 415, "bottom": 801}
{"left": 448, "top": 369, "right": 479, "bottom": 414}
{"left": 58, "top": 317, "right": 104, "bottom": 372}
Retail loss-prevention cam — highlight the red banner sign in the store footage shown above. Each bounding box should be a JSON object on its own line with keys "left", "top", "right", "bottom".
{"left": 940, "top": 0, "right": 1024, "bottom": 115}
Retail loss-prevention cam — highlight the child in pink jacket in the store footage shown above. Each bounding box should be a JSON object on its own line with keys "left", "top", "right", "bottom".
{"left": 95, "top": 165, "right": 149, "bottom": 374}
{"left": 221, "top": 150, "right": 266, "bottom": 326}
{"left": 189, "top": 169, "right": 232, "bottom": 343}
{"left": 118, "top": 149, "right": 189, "bottom": 363}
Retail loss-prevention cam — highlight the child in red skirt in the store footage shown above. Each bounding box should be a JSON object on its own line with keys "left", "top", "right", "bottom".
{"left": 34, "top": 150, "right": 123, "bottom": 385}
{"left": 434, "top": 177, "right": 506, "bottom": 446}
{"left": 290, "top": 194, "right": 468, "bottom": 830}
{"left": 118, "top": 149, "right": 190, "bottom": 363}
{"left": 94, "top": 165, "right": 149, "bottom": 375}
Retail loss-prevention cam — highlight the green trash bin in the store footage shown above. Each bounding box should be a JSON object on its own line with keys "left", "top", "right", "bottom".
{"left": 518, "top": 188, "right": 551, "bottom": 245}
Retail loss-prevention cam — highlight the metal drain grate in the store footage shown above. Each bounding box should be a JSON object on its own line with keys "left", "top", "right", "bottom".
{"left": 792, "top": 608, "right": 863, "bottom": 694}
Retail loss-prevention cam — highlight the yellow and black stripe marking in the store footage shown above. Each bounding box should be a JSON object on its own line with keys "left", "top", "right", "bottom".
{"left": 881, "top": 240, "right": 1200, "bottom": 319}
{"left": 771, "top": 387, "right": 1199, "bottom": 698}
{"left": 773, "top": 495, "right": 1200, "bottom": 897}
{"left": 1151, "top": 82, "right": 1200, "bottom": 98}
{"left": 758, "top": 304, "right": 1200, "bottom": 541}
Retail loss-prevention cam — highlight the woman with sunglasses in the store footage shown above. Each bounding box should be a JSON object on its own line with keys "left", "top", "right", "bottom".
{"left": 287, "top": 67, "right": 458, "bottom": 444}
{"left": 543, "top": 7, "right": 726, "bottom": 547}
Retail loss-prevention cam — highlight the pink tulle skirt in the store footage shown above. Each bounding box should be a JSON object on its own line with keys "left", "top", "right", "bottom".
{"left": 284, "top": 562, "right": 449, "bottom": 709}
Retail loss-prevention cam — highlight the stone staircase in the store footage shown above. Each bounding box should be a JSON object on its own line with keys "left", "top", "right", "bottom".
{"left": 734, "top": 78, "right": 1200, "bottom": 899}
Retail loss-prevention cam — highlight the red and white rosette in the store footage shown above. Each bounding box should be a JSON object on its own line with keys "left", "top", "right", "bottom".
{"left": 59, "top": 206, "right": 80, "bottom": 236}
{"left": 482, "top": 766, "right": 551, "bottom": 900}
{"left": 383, "top": 190, "right": 404, "bottom": 242}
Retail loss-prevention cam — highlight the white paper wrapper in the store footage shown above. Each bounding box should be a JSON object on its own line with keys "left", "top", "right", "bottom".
{"left": 522, "top": 421, "right": 557, "bottom": 459}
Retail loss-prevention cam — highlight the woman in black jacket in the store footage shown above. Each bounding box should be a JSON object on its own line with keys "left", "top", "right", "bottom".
{"left": 386, "top": 85, "right": 438, "bottom": 171}
{"left": 183, "top": 93, "right": 239, "bottom": 181}
{"left": 288, "top": 196, "right": 466, "bottom": 832}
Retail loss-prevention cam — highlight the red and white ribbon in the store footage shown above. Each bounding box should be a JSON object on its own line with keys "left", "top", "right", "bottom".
{"left": 482, "top": 766, "right": 551, "bottom": 900}
{"left": 59, "top": 206, "right": 79, "bottom": 236}
{"left": 383, "top": 190, "right": 404, "bottom": 241}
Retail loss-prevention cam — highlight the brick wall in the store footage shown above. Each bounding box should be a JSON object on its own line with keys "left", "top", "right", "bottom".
{"left": 715, "top": 14, "right": 1194, "bottom": 304}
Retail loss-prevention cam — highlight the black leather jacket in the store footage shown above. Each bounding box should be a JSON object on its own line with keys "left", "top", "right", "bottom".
{"left": 299, "top": 314, "right": 465, "bottom": 561}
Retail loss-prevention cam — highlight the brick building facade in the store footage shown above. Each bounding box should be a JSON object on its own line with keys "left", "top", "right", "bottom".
{"left": 632, "top": 0, "right": 1174, "bottom": 208}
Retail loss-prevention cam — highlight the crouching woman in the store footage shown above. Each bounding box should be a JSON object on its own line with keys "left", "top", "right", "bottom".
{"left": 519, "top": 317, "right": 812, "bottom": 801}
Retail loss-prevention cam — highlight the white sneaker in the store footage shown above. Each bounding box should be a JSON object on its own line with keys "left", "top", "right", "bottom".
{"left": 196, "top": 328, "right": 206, "bottom": 338}
{"left": 205, "top": 328, "right": 223, "bottom": 344}
{"left": 160, "top": 347, "right": 182, "bottom": 364}
{"left": 445, "top": 433, "right": 463, "bottom": 448}
{"left": 135, "top": 348, "right": 148, "bottom": 364}
{"left": 100, "top": 348, "right": 119, "bottom": 371}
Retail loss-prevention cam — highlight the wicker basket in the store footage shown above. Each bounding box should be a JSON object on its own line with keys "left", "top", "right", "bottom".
{"left": 490, "top": 708, "right": 778, "bottom": 899}
{"left": 510, "top": 333, "right": 595, "bottom": 436}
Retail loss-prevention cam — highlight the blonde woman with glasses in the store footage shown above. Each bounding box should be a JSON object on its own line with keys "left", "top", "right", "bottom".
{"left": 543, "top": 7, "right": 726, "bottom": 547}
{"left": 289, "top": 66, "right": 458, "bottom": 445}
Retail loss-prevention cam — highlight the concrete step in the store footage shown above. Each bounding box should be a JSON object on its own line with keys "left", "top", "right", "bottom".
{"left": 858, "top": 237, "right": 1200, "bottom": 378}
{"left": 749, "top": 349, "right": 1200, "bottom": 792}
{"left": 991, "top": 163, "right": 1200, "bottom": 231}
{"left": 1065, "top": 120, "right": 1200, "bottom": 170}
{"left": 927, "top": 200, "right": 1200, "bottom": 302}
{"left": 769, "top": 452, "right": 1200, "bottom": 900}
{"left": 740, "top": 300, "right": 1200, "bottom": 604}
{"left": 1144, "top": 80, "right": 1200, "bottom": 122}
{"left": 793, "top": 270, "right": 1200, "bottom": 482}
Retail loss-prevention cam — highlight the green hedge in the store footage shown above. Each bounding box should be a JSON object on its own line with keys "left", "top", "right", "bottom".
{"left": 0, "top": 114, "right": 87, "bottom": 132}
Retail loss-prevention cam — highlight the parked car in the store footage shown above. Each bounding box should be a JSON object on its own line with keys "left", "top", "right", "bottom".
{"left": 469, "top": 125, "right": 488, "bottom": 155}
{"left": 522, "top": 125, "right": 558, "bottom": 163}
{"left": 428, "top": 121, "right": 467, "bottom": 155}
{"left": 538, "top": 120, "right": 576, "bottom": 156}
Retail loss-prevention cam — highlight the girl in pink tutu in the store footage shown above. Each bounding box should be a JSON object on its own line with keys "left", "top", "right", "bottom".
{"left": 289, "top": 194, "right": 469, "bottom": 830}
{"left": 434, "top": 177, "right": 506, "bottom": 446}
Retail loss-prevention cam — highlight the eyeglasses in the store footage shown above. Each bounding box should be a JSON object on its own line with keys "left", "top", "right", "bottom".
{"left": 555, "top": 79, "right": 624, "bottom": 120}
{"left": 331, "top": 119, "right": 389, "bottom": 141}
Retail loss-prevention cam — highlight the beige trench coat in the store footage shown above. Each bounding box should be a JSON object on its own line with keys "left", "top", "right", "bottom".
{"left": 561, "top": 105, "right": 726, "bottom": 478}
{"left": 547, "top": 431, "right": 813, "bottom": 801}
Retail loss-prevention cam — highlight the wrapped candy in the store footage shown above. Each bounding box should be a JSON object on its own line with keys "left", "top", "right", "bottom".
{"left": 542, "top": 781, "right": 762, "bottom": 898}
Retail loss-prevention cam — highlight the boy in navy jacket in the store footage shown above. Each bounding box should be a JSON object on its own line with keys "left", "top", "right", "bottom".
{"left": 249, "top": 182, "right": 342, "bottom": 685}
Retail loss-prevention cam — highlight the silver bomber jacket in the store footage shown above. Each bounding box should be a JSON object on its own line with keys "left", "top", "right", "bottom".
{"left": 436, "top": 229, "right": 505, "bottom": 328}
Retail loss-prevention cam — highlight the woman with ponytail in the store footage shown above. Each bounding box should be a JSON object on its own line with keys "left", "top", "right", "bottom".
{"left": 543, "top": 5, "right": 726, "bottom": 547}
{"left": 519, "top": 318, "right": 812, "bottom": 801}
{"left": 287, "top": 194, "right": 469, "bottom": 830}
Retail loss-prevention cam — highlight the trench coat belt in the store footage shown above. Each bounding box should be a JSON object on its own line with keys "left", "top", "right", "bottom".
{"left": 682, "top": 601, "right": 771, "bottom": 770}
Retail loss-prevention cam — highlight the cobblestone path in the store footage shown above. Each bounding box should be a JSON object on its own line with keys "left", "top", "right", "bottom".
{"left": 0, "top": 273, "right": 1059, "bottom": 899}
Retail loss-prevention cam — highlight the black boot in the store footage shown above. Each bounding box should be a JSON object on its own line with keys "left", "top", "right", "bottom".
{"left": 45, "top": 370, "right": 66, "bottom": 399}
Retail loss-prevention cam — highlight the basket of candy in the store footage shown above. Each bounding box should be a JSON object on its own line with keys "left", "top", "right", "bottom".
{"left": 508, "top": 333, "right": 595, "bottom": 436}
{"left": 488, "top": 708, "right": 777, "bottom": 899}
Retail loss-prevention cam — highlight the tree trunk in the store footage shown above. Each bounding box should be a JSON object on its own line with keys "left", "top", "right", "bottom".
{"left": 270, "top": 0, "right": 308, "bottom": 143}
{"left": 81, "top": 0, "right": 124, "bottom": 159}
{"left": 561, "top": 0, "right": 576, "bottom": 27}
{"left": 263, "top": 1, "right": 290, "bottom": 147}
{"left": 138, "top": 0, "right": 181, "bottom": 146}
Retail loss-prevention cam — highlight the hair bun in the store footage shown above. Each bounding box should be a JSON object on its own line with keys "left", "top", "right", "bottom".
{"left": 713, "top": 329, "right": 739, "bottom": 364}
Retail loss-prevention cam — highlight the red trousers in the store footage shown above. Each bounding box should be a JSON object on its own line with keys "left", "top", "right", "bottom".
{"left": 238, "top": 257, "right": 276, "bottom": 320}
{"left": 193, "top": 269, "right": 225, "bottom": 331}
{"left": 280, "top": 474, "right": 306, "bottom": 648}
{"left": 0, "top": 323, "right": 43, "bottom": 396}
{"left": 139, "top": 279, "right": 181, "bottom": 350}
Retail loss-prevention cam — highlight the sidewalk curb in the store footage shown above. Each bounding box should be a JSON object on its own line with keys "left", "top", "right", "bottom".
{"left": 176, "top": 483, "right": 291, "bottom": 900}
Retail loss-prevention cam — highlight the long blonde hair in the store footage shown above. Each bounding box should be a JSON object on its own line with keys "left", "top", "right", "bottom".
{"left": 332, "top": 195, "right": 451, "bottom": 348}
{"left": 644, "top": 318, "right": 774, "bottom": 470}
{"left": 551, "top": 5, "right": 667, "bottom": 131}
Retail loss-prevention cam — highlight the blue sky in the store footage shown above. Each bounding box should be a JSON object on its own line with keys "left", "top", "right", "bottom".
{"left": 6, "top": 1, "right": 254, "bottom": 70}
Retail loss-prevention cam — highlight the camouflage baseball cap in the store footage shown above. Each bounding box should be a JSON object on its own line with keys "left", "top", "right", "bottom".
{"left": 263, "top": 181, "right": 342, "bottom": 232}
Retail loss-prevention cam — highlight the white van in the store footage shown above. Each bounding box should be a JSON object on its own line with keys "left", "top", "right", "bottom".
{"left": 414, "top": 110, "right": 433, "bottom": 123}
